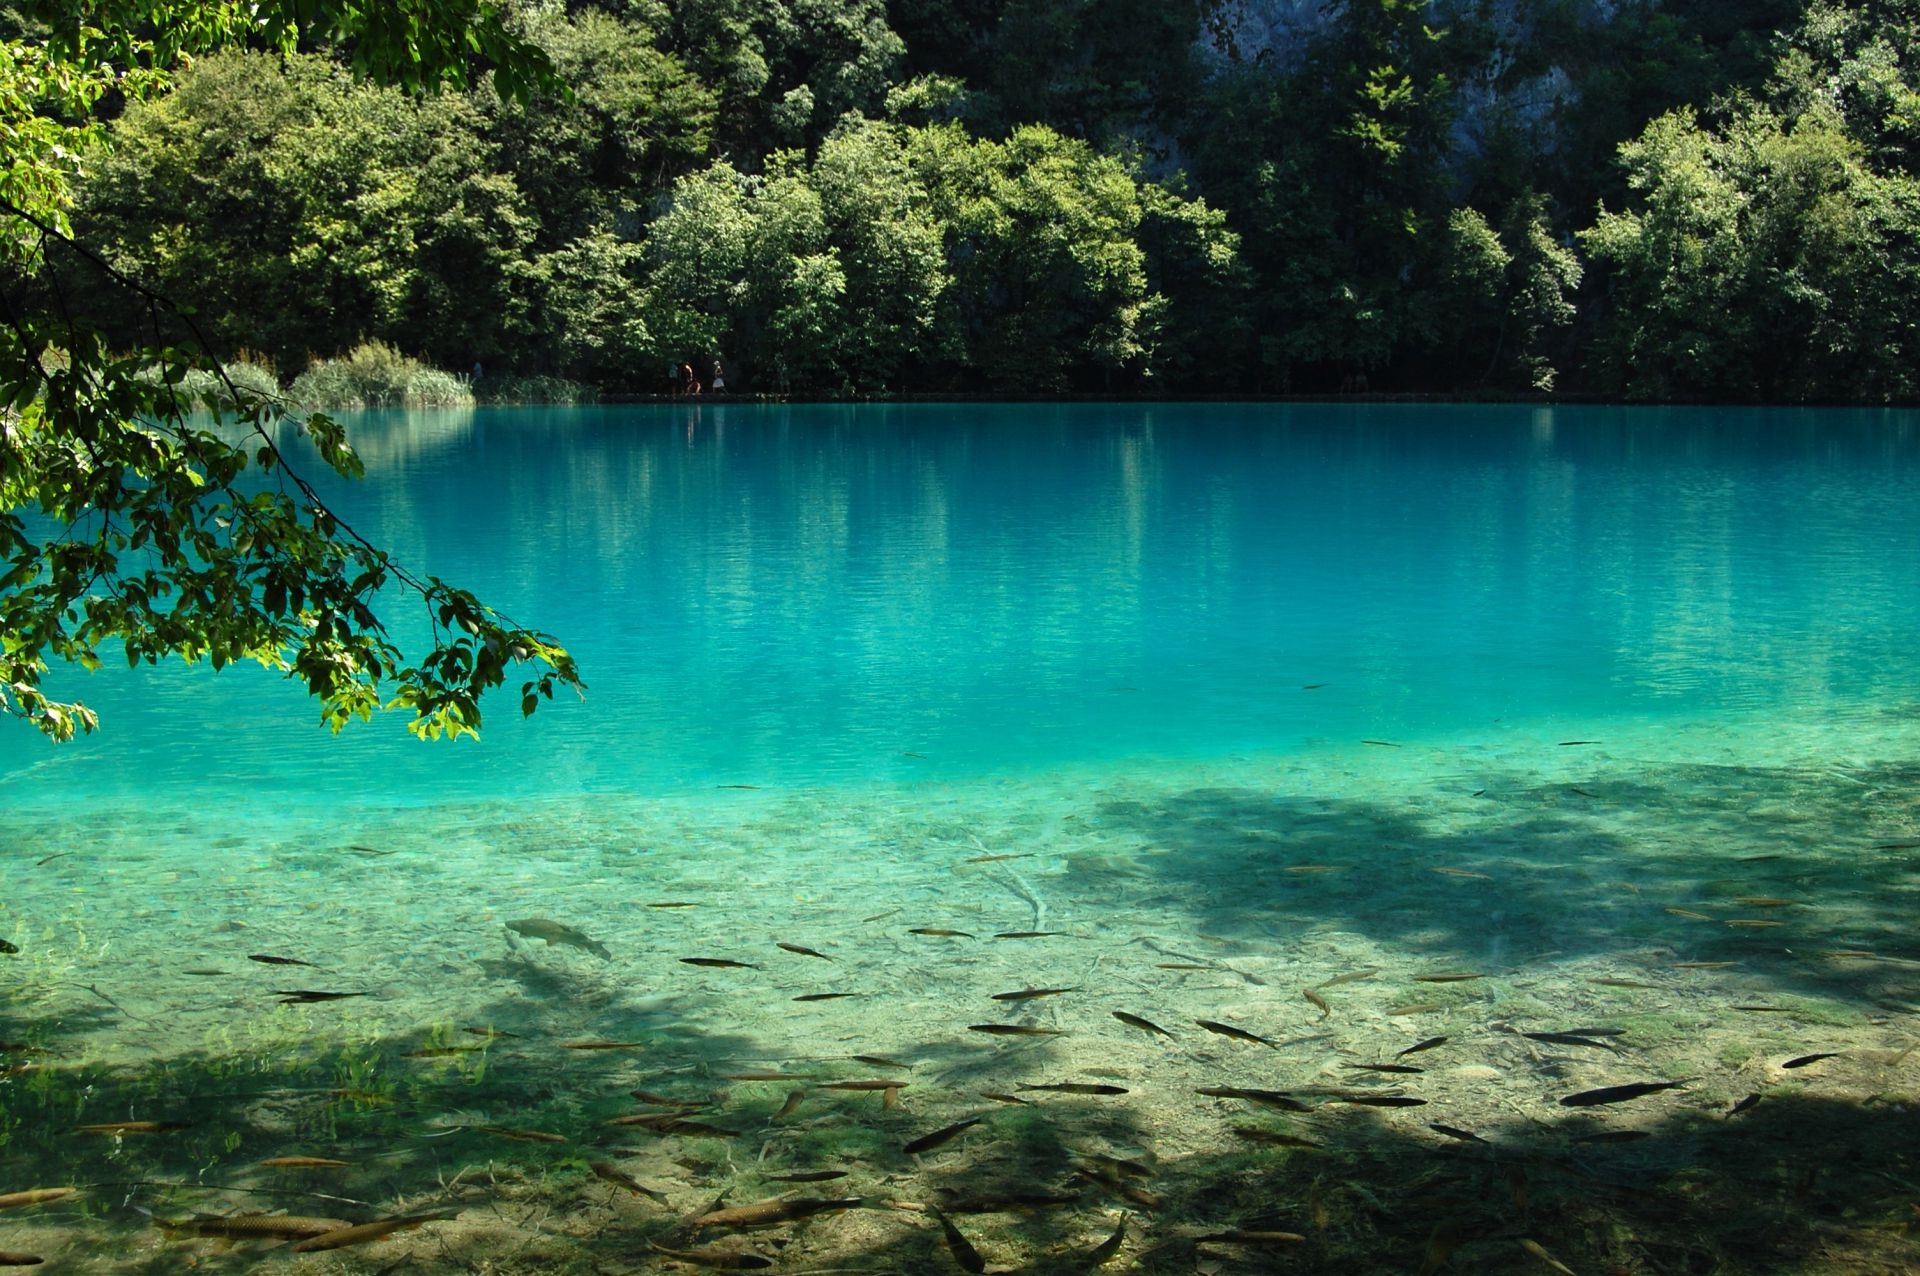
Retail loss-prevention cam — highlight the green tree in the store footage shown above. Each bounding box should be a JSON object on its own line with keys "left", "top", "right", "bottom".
{"left": 2, "top": 0, "right": 579, "bottom": 741}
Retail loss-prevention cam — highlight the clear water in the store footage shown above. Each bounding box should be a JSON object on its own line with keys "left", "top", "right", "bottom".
{"left": 5, "top": 402, "right": 1920, "bottom": 1273}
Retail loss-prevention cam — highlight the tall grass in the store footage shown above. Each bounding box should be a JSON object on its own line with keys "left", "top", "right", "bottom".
{"left": 476, "top": 374, "right": 597, "bottom": 405}
{"left": 290, "top": 341, "right": 474, "bottom": 409}
{"left": 142, "top": 355, "right": 283, "bottom": 414}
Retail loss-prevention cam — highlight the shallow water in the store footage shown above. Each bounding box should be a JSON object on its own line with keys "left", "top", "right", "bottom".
{"left": 3, "top": 403, "right": 1919, "bottom": 1273}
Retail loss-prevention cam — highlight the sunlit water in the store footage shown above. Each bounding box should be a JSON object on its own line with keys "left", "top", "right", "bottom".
{"left": 4, "top": 402, "right": 1920, "bottom": 1273}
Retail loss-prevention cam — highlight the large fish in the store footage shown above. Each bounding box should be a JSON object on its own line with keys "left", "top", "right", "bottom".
{"left": 505, "top": 918, "right": 610, "bottom": 959}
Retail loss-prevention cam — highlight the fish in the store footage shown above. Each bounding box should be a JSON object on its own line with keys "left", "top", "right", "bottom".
{"left": 1303, "top": 988, "right": 1331, "bottom": 1020}
{"left": 1017, "top": 1083, "right": 1129, "bottom": 1095}
{"left": 793, "top": 992, "right": 859, "bottom": 1002}
{"left": 1302, "top": 682, "right": 1328, "bottom": 689}
{"left": 994, "top": 931, "right": 1065, "bottom": 939}
{"left": 1664, "top": 908, "right": 1713, "bottom": 920}
{"left": 330, "top": 1088, "right": 393, "bottom": 1104}
{"left": 777, "top": 942, "right": 832, "bottom": 960}
{"left": 1522, "top": 1032, "right": 1618, "bottom": 1051}
{"left": 505, "top": 918, "right": 610, "bottom": 960}
{"left": 1734, "top": 897, "right": 1797, "bottom": 907}
{"left": 1073, "top": 1164, "right": 1163, "bottom": 1209}
{"left": 0, "top": 1253, "right": 40, "bottom": 1266}
{"left": 560, "top": 1040, "right": 646, "bottom": 1051}
{"left": 968, "top": 1024, "right": 1063, "bottom": 1036}
{"left": 1429, "top": 867, "right": 1490, "bottom": 880}
{"left": 903, "top": 1117, "right": 984, "bottom": 1154}
{"left": 1195, "top": 1087, "right": 1310, "bottom": 1112}
{"left": 1726, "top": 919, "right": 1785, "bottom": 928}
{"left": 1317, "top": 968, "right": 1379, "bottom": 988}
{"left": 273, "top": 990, "right": 370, "bottom": 1004}
{"left": 1733, "top": 1005, "right": 1796, "bottom": 1012}
{"left": 1728, "top": 1093, "right": 1762, "bottom": 1117}
{"left": 259, "top": 1156, "right": 351, "bottom": 1168}
{"left": 1083, "top": 1215, "right": 1128, "bottom": 1265}
{"left": 721, "top": 1071, "right": 818, "bottom": 1081}
{"left": 1112, "top": 1011, "right": 1172, "bottom": 1037}
{"left": 815, "top": 1079, "right": 909, "bottom": 1091}
{"left": 1558, "top": 1080, "right": 1688, "bottom": 1107}
{"left": 991, "top": 987, "right": 1077, "bottom": 1001}
{"left": 1782, "top": 1052, "right": 1840, "bottom": 1069}
{"left": 1231, "top": 1127, "right": 1320, "bottom": 1148}
{"left": 645, "top": 901, "right": 699, "bottom": 908}
{"left": 1156, "top": 963, "right": 1211, "bottom": 970}
{"left": 1426, "top": 1123, "right": 1486, "bottom": 1143}
{"left": 862, "top": 910, "right": 901, "bottom": 923}
{"left": 1284, "top": 865, "right": 1340, "bottom": 874}
{"left": 1076, "top": 1153, "right": 1153, "bottom": 1179}
{"left": 464, "top": 1026, "right": 522, "bottom": 1038}
{"left": 966, "top": 853, "right": 1031, "bottom": 863}
{"left": 346, "top": 844, "right": 392, "bottom": 856}
{"left": 647, "top": 1241, "right": 774, "bottom": 1269}
{"left": 1587, "top": 977, "right": 1658, "bottom": 988}
{"left": 0, "top": 941, "right": 17, "bottom": 955}
{"left": 181, "top": 969, "right": 227, "bottom": 976}
{"left": 1362, "top": 740, "right": 1400, "bottom": 747}
{"left": 155, "top": 1213, "right": 351, "bottom": 1240}
{"left": 767, "top": 1170, "right": 849, "bottom": 1183}
{"left": 1672, "top": 960, "right": 1736, "bottom": 969}
{"left": 681, "top": 957, "right": 759, "bottom": 969}
{"left": 1334, "top": 1094, "right": 1428, "bottom": 1107}
{"left": 1412, "top": 972, "right": 1482, "bottom": 982}
{"left": 476, "top": 1126, "right": 567, "bottom": 1143}
{"left": 1396, "top": 1036, "right": 1448, "bottom": 1057}
{"left": 590, "top": 1162, "right": 668, "bottom": 1202}
{"left": 403, "top": 1045, "right": 486, "bottom": 1057}
{"left": 290, "top": 1211, "right": 460, "bottom": 1252}
{"left": 980, "top": 1092, "right": 1031, "bottom": 1105}
{"left": 1558, "top": 739, "right": 1600, "bottom": 746}
{"left": 247, "top": 954, "right": 317, "bottom": 967}
{"left": 630, "top": 1088, "right": 706, "bottom": 1106}
{"left": 716, "top": 784, "right": 761, "bottom": 790}
{"left": 940, "top": 1191, "right": 1079, "bottom": 1212}
{"left": 1194, "top": 1019, "right": 1275, "bottom": 1046}
{"left": 1346, "top": 1062, "right": 1423, "bottom": 1074}
{"left": 1390, "top": 1003, "right": 1444, "bottom": 1015}
{"left": 773, "top": 1091, "right": 805, "bottom": 1120}
{"left": 0, "top": 1189, "right": 76, "bottom": 1210}
{"left": 851, "top": 1054, "right": 913, "bottom": 1069}
{"left": 608, "top": 1116, "right": 740, "bottom": 1137}
{"left": 933, "top": 1209, "right": 987, "bottom": 1273}
{"left": 908, "top": 928, "right": 975, "bottom": 938}
{"left": 74, "top": 1120, "right": 189, "bottom": 1134}
{"left": 688, "top": 1196, "right": 862, "bottom": 1228}
{"left": 1195, "top": 1230, "right": 1306, "bottom": 1244}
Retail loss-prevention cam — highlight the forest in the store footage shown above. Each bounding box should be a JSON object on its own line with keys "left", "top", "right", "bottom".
{"left": 11, "top": 0, "right": 1920, "bottom": 400}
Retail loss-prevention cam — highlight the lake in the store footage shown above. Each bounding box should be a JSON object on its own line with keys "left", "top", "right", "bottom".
{"left": 3, "top": 401, "right": 1919, "bottom": 1272}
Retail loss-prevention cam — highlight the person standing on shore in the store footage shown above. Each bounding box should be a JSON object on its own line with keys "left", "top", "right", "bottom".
{"left": 712, "top": 360, "right": 726, "bottom": 393}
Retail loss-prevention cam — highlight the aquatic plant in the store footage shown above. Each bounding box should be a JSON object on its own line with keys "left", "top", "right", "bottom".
{"left": 290, "top": 342, "right": 476, "bottom": 409}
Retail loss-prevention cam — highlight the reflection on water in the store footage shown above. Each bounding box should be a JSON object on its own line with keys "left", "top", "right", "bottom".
{"left": 3, "top": 404, "right": 1920, "bottom": 1272}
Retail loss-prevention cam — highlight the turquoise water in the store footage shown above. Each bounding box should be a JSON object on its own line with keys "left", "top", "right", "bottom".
{"left": 6, "top": 401, "right": 1920, "bottom": 803}
{"left": 5, "top": 402, "right": 1920, "bottom": 1273}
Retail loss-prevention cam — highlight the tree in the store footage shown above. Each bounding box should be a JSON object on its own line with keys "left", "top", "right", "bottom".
{"left": 1, "top": 1, "right": 580, "bottom": 741}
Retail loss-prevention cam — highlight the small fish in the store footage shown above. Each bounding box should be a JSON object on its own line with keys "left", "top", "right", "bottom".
{"left": 681, "top": 957, "right": 759, "bottom": 969}
{"left": 1429, "top": 867, "right": 1490, "bottom": 880}
{"left": 156, "top": 1212, "right": 351, "bottom": 1240}
{"left": 1522, "top": 1032, "right": 1618, "bottom": 1051}
{"left": 630, "top": 1088, "right": 706, "bottom": 1106}
{"left": 590, "top": 1162, "right": 668, "bottom": 1202}
{"left": 777, "top": 942, "right": 832, "bottom": 960}
{"left": 1390, "top": 1003, "right": 1444, "bottom": 1015}
{"left": 1231, "top": 1126, "right": 1320, "bottom": 1148}
{"left": 1112, "top": 1011, "right": 1172, "bottom": 1037}
{"left": 560, "top": 1040, "right": 646, "bottom": 1051}
{"left": 1283, "top": 864, "right": 1341, "bottom": 874}
{"left": 688, "top": 1196, "right": 862, "bottom": 1228}
{"left": 966, "top": 853, "right": 1031, "bottom": 863}
{"left": 401, "top": 1045, "right": 486, "bottom": 1058}
{"left": 1194, "top": 1230, "right": 1306, "bottom": 1244}
{"left": 346, "top": 844, "right": 392, "bottom": 856}
{"left": 1573, "top": 1130, "right": 1651, "bottom": 1143}
{"left": 994, "top": 931, "right": 1065, "bottom": 939}
{"left": 979, "top": 1092, "right": 1031, "bottom": 1105}
{"left": 814, "top": 1079, "right": 909, "bottom": 1091}
{"left": 1412, "top": 972, "right": 1482, "bottom": 982}
{"left": 1303, "top": 988, "right": 1331, "bottom": 1020}
{"left": 506, "top": 918, "right": 611, "bottom": 959}
{"left": 862, "top": 909, "right": 901, "bottom": 923}
{"left": 464, "top": 1026, "right": 522, "bottom": 1038}
{"left": 1302, "top": 682, "right": 1327, "bottom": 689}
{"left": 646, "top": 901, "right": 700, "bottom": 908}
{"left": 0, "top": 1189, "right": 76, "bottom": 1210}
{"left": 1361, "top": 739, "right": 1400, "bottom": 747}
{"left": 968, "top": 1024, "right": 1063, "bottom": 1036}
{"left": 273, "top": 990, "right": 370, "bottom": 1004}
{"left": 908, "top": 928, "right": 975, "bottom": 938}
{"left": 1194, "top": 1019, "right": 1275, "bottom": 1046}
{"left": 1568, "top": 787, "right": 1596, "bottom": 797}
{"left": 1396, "top": 1036, "right": 1448, "bottom": 1057}
{"left": 247, "top": 953, "right": 317, "bottom": 967}
{"left": 1346, "top": 1062, "right": 1423, "bottom": 1074}
{"left": 1664, "top": 907, "right": 1713, "bottom": 920}
{"left": 940, "top": 1191, "right": 1079, "bottom": 1212}
{"left": 716, "top": 784, "right": 762, "bottom": 790}
{"left": 1156, "top": 962, "right": 1211, "bottom": 970}
{"left": 647, "top": 1241, "right": 773, "bottom": 1269}
{"left": 1557, "top": 739, "right": 1599, "bottom": 746}
{"left": 903, "top": 1117, "right": 985, "bottom": 1154}
{"left": 1317, "top": 968, "right": 1379, "bottom": 988}
{"left": 1733, "top": 1005, "right": 1795, "bottom": 1012}
{"left": 73, "top": 1120, "right": 189, "bottom": 1134}
{"left": 933, "top": 1209, "right": 987, "bottom": 1273}
{"left": 767, "top": 1170, "right": 848, "bottom": 1183}
{"left": 850, "top": 1054, "right": 913, "bottom": 1069}
{"left": 259, "top": 1156, "right": 351, "bottom": 1168}
{"left": 1426, "top": 1123, "right": 1485, "bottom": 1143}
{"left": 1083, "top": 1214, "right": 1128, "bottom": 1265}
{"left": 1195, "top": 1087, "right": 1310, "bottom": 1112}
{"left": 1728, "top": 1093, "right": 1762, "bottom": 1117}
{"left": 794, "top": 992, "right": 859, "bottom": 1002}
{"left": 1782, "top": 1052, "right": 1840, "bottom": 1069}
{"left": 1077, "top": 1153, "right": 1153, "bottom": 1180}
{"left": 330, "top": 1088, "right": 393, "bottom": 1104}
{"left": 772, "top": 1092, "right": 806, "bottom": 1119}
{"left": 1672, "top": 960, "right": 1736, "bottom": 969}
{"left": 1017, "top": 1083, "right": 1128, "bottom": 1095}
{"left": 607, "top": 1116, "right": 740, "bottom": 1137}
{"left": 1335, "top": 1094, "right": 1427, "bottom": 1107}
{"left": 723, "top": 1070, "right": 818, "bottom": 1082}
{"left": 1519, "top": 1237, "right": 1579, "bottom": 1276}
{"left": 1726, "top": 919, "right": 1785, "bottom": 928}
{"left": 1558, "top": 1080, "right": 1688, "bottom": 1107}
{"left": 0, "top": 1253, "right": 40, "bottom": 1266}
{"left": 180, "top": 969, "right": 227, "bottom": 976}
{"left": 992, "top": 987, "right": 1077, "bottom": 1001}
{"left": 1587, "top": 977, "right": 1657, "bottom": 988}
{"left": 476, "top": 1126, "right": 567, "bottom": 1143}
{"left": 1734, "top": 897, "right": 1797, "bottom": 907}
{"left": 290, "top": 1211, "right": 459, "bottom": 1253}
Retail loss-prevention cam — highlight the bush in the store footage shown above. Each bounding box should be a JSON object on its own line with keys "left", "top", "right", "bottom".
{"left": 141, "top": 356, "right": 283, "bottom": 414}
{"left": 475, "top": 374, "right": 597, "bottom": 405}
{"left": 290, "top": 341, "right": 475, "bottom": 409}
